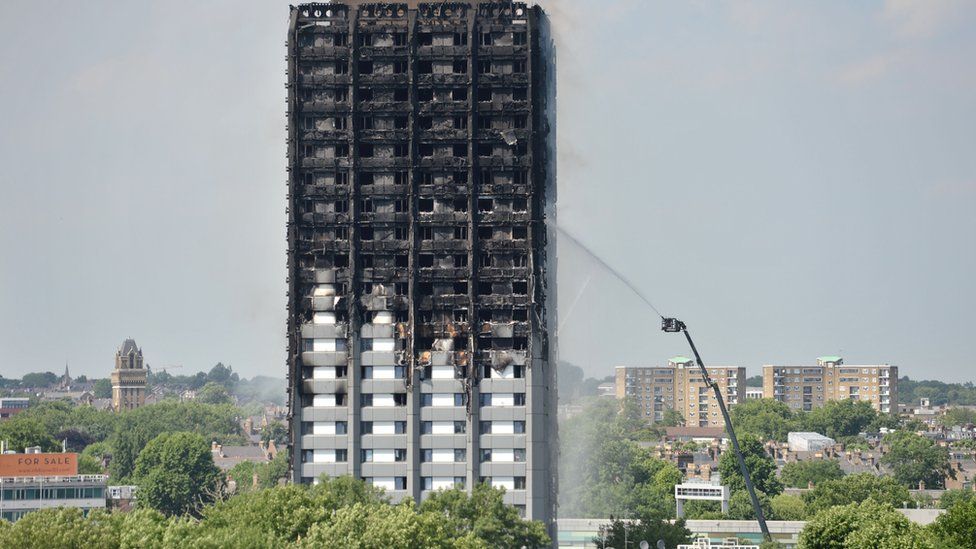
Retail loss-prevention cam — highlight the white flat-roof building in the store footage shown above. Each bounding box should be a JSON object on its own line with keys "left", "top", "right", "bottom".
{"left": 0, "top": 448, "right": 108, "bottom": 522}
{"left": 787, "top": 432, "right": 835, "bottom": 452}
{"left": 675, "top": 478, "right": 730, "bottom": 518}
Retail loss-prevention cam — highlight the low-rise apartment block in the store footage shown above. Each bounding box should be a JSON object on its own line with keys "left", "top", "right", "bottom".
{"left": 763, "top": 356, "right": 897, "bottom": 413}
{"left": 0, "top": 447, "right": 107, "bottom": 522}
{"left": 616, "top": 357, "right": 746, "bottom": 427}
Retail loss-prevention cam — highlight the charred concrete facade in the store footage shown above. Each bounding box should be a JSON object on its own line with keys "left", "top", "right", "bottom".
{"left": 285, "top": 1, "right": 556, "bottom": 527}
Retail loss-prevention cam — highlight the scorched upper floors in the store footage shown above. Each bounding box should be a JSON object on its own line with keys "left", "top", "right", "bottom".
{"left": 285, "top": 2, "right": 556, "bottom": 525}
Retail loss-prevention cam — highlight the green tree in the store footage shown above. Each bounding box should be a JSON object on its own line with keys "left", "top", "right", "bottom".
{"left": 881, "top": 431, "right": 953, "bottom": 488}
{"left": 730, "top": 399, "right": 798, "bottom": 442}
{"left": 681, "top": 500, "right": 723, "bottom": 520}
{"left": 261, "top": 421, "right": 288, "bottom": 446}
{"left": 595, "top": 516, "right": 692, "bottom": 549}
{"left": 718, "top": 434, "right": 782, "bottom": 496}
{"left": 420, "top": 483, "right": 550, "bottom": 548}
{"left": 559, "top": 398, "right": 680, "bottom": 518}
{"left": 798, "top": 499, "right": 935, "bottom": 549}
{"left": 116, "top": 508, "right": 174, "bottom": 549}
{"left": 779, "top": 459, "right": 845, "bottom": 488}
{"left": 225, "top": 453, "right": 288, "bottom": 493}
{"left": 226, "top": 460, "right": 259, "bottom": 493}
{"left": 803, "top": 473, "right": 911, "bottom": 515}
{"left": 196, "top": 382, "right": 233, "bottom": 405}
{"left": 557, "top": 362, "right": 585, "bottom": 403}
{"left": 938, "top": 488, "right": 976, "bottom": 509}
{"left": 939, "top": 407, "right": 976, "bottom": 428}
{"left": 300, "top": 502, "right": 456, "bottom": 549}
{"left": 82, "top": 441, "right": 110, "bottom": 462}
{"left": 929, "top": 498, "right": 976, "bottom": 548}
{"left": 898, "top": 377, "right": 976, "bottom": 407}
{"left": 206, "top": 363, "right": 239, "bottom": 388}
{"left": 659, "top": 408, "right": 685, "bottom": 427}
{"left": 13, "top": 400, "right": 117, "bottom": 448}
{"left": 55, "top": 428, "right": 93, "bottom": 452}
{"left": 77, "top": 453, "right": 104, "bottom": 474}
{"left": 260, "top": 452, "right": 288, "bottom": 487}
{"left": 0, "top": 415, "right": 58, "bottom": 452}
{"left": 203, "top": 483, "right": 327, "bottom": 543}
{"left": 868, "top": 413, "right": 904, "bottom": 432}
{"left": 133, "top": 432, "right": 222, "bottom": 516}
{"left": 92, "top": 378, "right": 112, "bottom": 398}
{"left": 0, "top": 508, "right": 119, "bottom": 548}
{"left": 21, "top": 371, "right": 59, "bottom": 387}
{"left": 746, "top": 375, "right": 764, "bottom": 387}
{"left": 770, "top": 493, "right": 808, "bottom": 520}
{"left": 109, "top": 401, "right": 244, "bottom": 481}
{"left": 726, "top": 489, "right": 773, "bottom": 520}
{"left": 801, "top": 399, "right": 878, "bottom": 441}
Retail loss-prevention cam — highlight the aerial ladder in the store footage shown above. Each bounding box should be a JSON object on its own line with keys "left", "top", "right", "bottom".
{"left": 556, "top": 224, "right": 772, "bottom": 543}
{"left": 661, "top": 317, "right": 771, "bottom": 542}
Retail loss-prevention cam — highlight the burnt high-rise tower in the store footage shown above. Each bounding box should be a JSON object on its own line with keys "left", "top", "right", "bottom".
{"left": 285, "top": 1, "right": 556, "bottom": 527}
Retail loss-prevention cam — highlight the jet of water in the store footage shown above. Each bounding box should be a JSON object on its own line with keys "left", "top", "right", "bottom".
{"left": 552, "top": 224, "right": 665, "bottom": 319}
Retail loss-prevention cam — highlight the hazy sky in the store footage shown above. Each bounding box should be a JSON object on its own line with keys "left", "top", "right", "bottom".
{"left": 1, "top": 1, "right": 974, "bottom": 382}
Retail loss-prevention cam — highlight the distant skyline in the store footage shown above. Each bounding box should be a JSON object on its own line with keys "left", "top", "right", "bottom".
{"left": 2, "top": 1, "right": 975, "bottom": 382}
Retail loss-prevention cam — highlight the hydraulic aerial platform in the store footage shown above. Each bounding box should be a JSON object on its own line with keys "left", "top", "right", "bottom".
{"left": 661, "top": 317, "right": 772, "bottom": 543}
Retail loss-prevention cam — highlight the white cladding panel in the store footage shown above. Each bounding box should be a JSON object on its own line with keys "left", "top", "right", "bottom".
{"left": 312, "top": 422, "right": 336, "bottom": 435}
{"left": 431, "top": 365, "right": 455, "bottom": 379}
{"left": 493, "top": 449, "right": 515, "bottom": 462}
{"left": 492, "top": 477, "right": 515, "bottom": 490}
{"left": 431, "top": 449, "right": 455, "bottom": 463}
{"left": 313, "top": 284, "right": 335, "bottom": 296}
{"left": 312, "top": 394, "right": 336, "bottom": 407}
{"left": 372, "top": 393, "right": 395, "bottom": 407}
{"left": 491, "top": 365, "right": 516, "bottom": 379}
{"left": 492, "top": 393, "right": 515, "bottom": 406}
{"left": 373, "top": 421, "right": 396, "bottom": 435}
{"left": 373, "top": 449, "right": 396, "bottom": 463}
{"left": 312, "top": 312, "right": 336, "bottom": 324}
{"left": 432, "top": 477, "right": 456, "bottom": 490}
{"left": 373, "top": 338, "right": 396, "bottom": 352}
{"left": 312, "top": 367, "right": 336, "bottom": 380}
{"left": 493, "top": 421, "right": 515, "bottom": 434}
{"left": 312, "top": 339, "right": 337, "bottom": 352}
{"left": 312, "top": 449, "right": 336, "bottom": 463}
{"left": 373, "top": 366, "right": 396, "bottom": 380}
{"left": 371, "top": 477, "right": 395, "bottom": 491}
{"left": 431, "top": 393, "right": 455, "bottom": 407}
{"left": 431, "top": 421, "right": 455, "bottom": 435}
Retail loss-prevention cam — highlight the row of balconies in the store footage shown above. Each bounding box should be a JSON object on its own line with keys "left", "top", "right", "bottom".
{"left": 295, "top": 184, "right": 349, "bottom": 199}
{"left": 295, "top": 72, "right": 523, "bottom": 88}
{"left": 305, "top": 129, "right": 503, "bottom": 143}
{"left": 298, "top": 45, "right": 351, "bottom": 58}
{"left": 296, "top": 241, "right": 349, "bottom": 255}
{"left": 294, "top": 45, "right": 526, "bottom": 64}
{"left": 327, "top": 100, "right": 525, "bottom": 114}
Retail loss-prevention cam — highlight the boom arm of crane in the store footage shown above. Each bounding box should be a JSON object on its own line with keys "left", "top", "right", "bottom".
{"left": 661, "top": 317, "right": 772, "bottom": 542}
